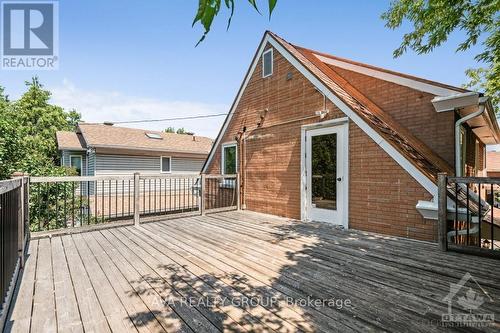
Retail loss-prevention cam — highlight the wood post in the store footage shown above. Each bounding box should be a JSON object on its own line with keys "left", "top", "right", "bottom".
{"left": 236, "top": 173, "right": 241, "bottom": 211}
{"left": 200, "top": 174, "right": 206, "bottom": 216}
{"left": 437, "top": 172, "right": 448, "bottom": 252}
{"left": 134, "top": 172, "right": 140, "bottom": 226}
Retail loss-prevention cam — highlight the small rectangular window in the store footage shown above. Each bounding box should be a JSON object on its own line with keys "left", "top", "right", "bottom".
{"left": 262, "top": 48, "right": 273, "bottom": 78}
{"left": 222, "top": 143, "right": 237, "bottom": 175}
{"left": 161, "top": 156, "right": 171, "bottom": 173}
{"left": 70, "top": 155, "right": 82, "bottom": 175}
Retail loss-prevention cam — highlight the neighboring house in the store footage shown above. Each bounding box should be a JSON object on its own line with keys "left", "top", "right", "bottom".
{"left": 57, "top": 123, "right": 213, "bottom": 177}
{"left": 486, "top": 150, "right": 500, "bottom": 177}
{"left": 202, "top": 31, "right": 500, "bottom": 241}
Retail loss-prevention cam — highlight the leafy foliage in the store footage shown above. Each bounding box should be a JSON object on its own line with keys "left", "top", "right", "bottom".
{"left": 164, "top": 127, "right": 191, "bottom": 134}
{"left": 176, "top": 127, "right": 187, "bottom": 134}
{"left": 463, "top": 66, "right": 500, "bottom": 109}
{"left": 192, "top": 0, "right": 278, "bottom": 45}
{"left": 382, "top": 0, "right": 500, "bottom": 111}
{"left": 0, "top": 77, "right": 81, "bottom": 179}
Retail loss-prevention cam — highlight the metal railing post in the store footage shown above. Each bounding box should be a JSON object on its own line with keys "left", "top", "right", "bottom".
{"left": 236, "top": 173, "right": 241, "bottom": 211}
{"left": 134, "top": 172, "right": 140, "bottom": 226}
{"left": 18, "top": 177, "right": 25, "bottom": 268}
{"left": 438, "top": 172, "right": 448, "bottom": 252}
{"left": 200, "top": 174, "right": 206, "bottom": 216}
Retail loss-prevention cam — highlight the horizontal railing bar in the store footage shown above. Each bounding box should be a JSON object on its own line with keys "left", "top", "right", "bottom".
{"left": 0, "top": 179, "right": 22, "bottom": 195}
{"left": 204, "top": 174, "right": 237, "bottom": 179}
{"left": 448, "top": 176, "right": 500, "bottom": 184}
{"left": 30, "top": 175, "right": 135, "bottom": 183}
{"left": 139, "top": 174, "right": 200, "bottom": 179}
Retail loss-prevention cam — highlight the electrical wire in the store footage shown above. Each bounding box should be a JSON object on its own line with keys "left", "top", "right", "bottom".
{"left": 111, "top": 113, "right": 228, "bottom": 124}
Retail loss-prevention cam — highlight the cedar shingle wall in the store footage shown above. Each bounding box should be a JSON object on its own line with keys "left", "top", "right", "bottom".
{"left": 330, "top": 65, "right": 456, "bottom": 167}
{"left": 206, "top": 44, "right": 436, "bottom": 241}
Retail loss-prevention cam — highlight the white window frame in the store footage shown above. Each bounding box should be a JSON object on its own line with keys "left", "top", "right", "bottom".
{"left": 160, "top": 156, "right": 172, "bottom": 174}
{"left": 69, "top": 155, "right": 83, "bottom": 176}
{"left": 221, "top": 142, "right": 238, "bottom": 175}
{"left": 262, "top": 48, "right": 273, "bottom": 78}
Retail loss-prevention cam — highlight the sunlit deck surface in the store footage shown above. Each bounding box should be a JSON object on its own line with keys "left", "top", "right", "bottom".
{"left": 5, "top": 211, "right": 500, "bottom": 332}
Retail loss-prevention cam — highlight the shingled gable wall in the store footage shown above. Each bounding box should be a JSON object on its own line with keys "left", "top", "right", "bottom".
{"left": 206, "top": 44, "right": 437, "bottom": 241}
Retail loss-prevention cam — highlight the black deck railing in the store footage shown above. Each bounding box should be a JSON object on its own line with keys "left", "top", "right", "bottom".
{"left": 0, "top": 177, "right": 29, "bottom": 329}
{"left": 438, "top": 173, "right": 500, "bottom": 258}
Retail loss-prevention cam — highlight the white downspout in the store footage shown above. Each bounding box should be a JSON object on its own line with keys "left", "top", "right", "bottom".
{"left": 455, "top": 103, "right": 485, "bottom": 176}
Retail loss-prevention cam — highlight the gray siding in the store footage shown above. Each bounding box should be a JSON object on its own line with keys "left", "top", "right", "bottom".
{"left": 172, "top": 157, "right": 205, "bottom": 173}
{"left": 87, "top": 150, "right": 96, "bottom": 176}
{"left": 61, "top": 150, "right": 87, "bottom": 176}
{"left": 95, "top": 154, "right": 205, "bottom": 175}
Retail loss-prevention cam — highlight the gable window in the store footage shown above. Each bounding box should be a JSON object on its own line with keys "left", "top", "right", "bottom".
{"left": 222, "top": 143, "right": 237, "bottom": 175}
{"left": 161, "top": 156, "right": 171, "bottom": 173}
{"left": 70, "top": 155, "right": 82, "bottom": 175}
{"left": 262, "top": 48, "right": 273, "bottom": 78}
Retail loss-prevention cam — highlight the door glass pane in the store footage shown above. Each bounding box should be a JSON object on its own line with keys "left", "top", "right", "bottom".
{"left": 311, "top": 133, "right": 337, "bottom": 210}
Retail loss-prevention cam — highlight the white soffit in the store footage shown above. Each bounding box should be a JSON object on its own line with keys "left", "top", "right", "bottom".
{"left": 315, "top": 54, "right": 459, "bottom": 96}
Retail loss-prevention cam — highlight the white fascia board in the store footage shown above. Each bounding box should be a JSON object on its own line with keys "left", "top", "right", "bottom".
{"left": 315, "top": 54, "right": 459, "bottom": 97}
{"left": 268, "top": 38, "right": 438, "bottom": 199}
{"left": 431, "top": 92, "right": 479, "bottom": 112}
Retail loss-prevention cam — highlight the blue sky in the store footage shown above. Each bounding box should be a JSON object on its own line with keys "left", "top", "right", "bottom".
{"left": 0, "top": 0, "right": 485, "bottom": 138}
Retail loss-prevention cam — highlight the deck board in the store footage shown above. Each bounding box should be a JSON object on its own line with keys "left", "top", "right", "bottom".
{"left": 5, "top": 211, "right": 500, "bottom": 332}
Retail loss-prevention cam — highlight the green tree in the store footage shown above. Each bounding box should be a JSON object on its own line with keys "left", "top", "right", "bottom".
{"left": 176, "top": 127, "right": 187, "bottom": 134}
{"left": 0, "top": 77, "right": 81, "bottom": 179}
{"left": 193, "top": 0, "right": 277, "bottom": 44}
{"left": 165, "top": 127, "right": 176, "bottom": 133}
{"left": 382, "top": 0, "right": 500, "bottom": 111}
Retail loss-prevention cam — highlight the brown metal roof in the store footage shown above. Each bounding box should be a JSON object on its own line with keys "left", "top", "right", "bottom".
{"left": 304, "top": 48, "right": 468, "bottom": 94}
{"left": 269, "top": 32, "right": 454, "bottom": 183}
{"left": 56, "top": 131, "right": 86, "bottom": 151}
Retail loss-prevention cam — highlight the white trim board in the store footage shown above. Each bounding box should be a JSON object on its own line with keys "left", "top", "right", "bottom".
{"left": 203, "top": 32, "right": 437, "bottom": 200}
{"left": 221, "top": 141, "right": 238, "bottom": 175}
{"left": 315, "top": 54, "right": 459, "bottom": 97}
{"left": 300, "top": 119, "right": 349, "bottom": 228}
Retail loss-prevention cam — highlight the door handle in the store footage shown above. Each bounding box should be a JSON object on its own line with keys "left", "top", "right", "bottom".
{"left": 337, "top": 177, "right": 342, "bottom": 182}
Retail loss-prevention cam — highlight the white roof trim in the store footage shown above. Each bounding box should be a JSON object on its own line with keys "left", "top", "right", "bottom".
{"left": 203, "top": 33, "right": 437, "bottom": 198}
{"left": 315, "top": 54, "right": 459, "bottom": 97}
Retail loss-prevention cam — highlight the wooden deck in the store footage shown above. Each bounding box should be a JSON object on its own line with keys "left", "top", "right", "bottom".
{"left": 5, "top": 211, "right": 500, "bottom": 332}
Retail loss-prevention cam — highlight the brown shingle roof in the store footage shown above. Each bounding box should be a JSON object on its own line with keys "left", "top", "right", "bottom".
{"left": 56, "top": 131, "right": 86, "bottom": 151}
{"left": 269, "top": 32, "right": 454, "bottom": 182}
{"left": 77, "top": 123, "right": 213, "bottom": 155}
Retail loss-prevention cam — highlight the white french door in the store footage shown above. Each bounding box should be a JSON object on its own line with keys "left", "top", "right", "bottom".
{"left": 304, "top": 123, "right": 348, "bottom": 227}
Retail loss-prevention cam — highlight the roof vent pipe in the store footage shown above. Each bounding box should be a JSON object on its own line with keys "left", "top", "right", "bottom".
{"left": 455, "top": 102, "right": 486, "bottom": 177}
